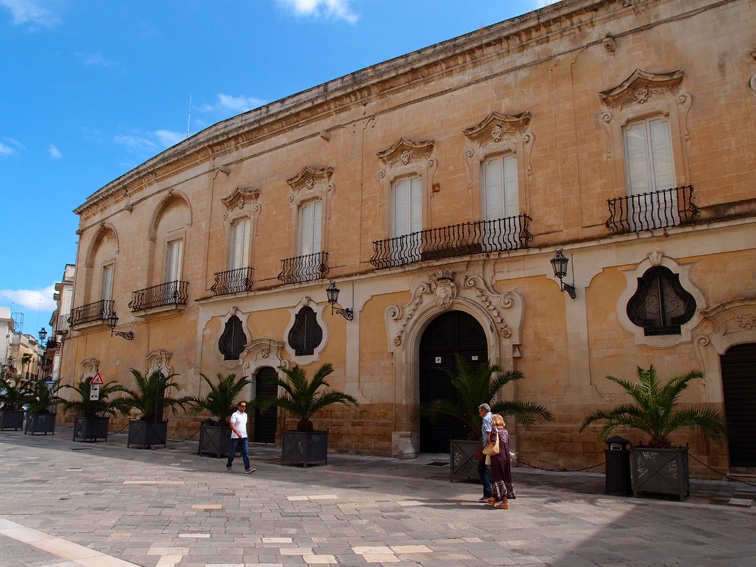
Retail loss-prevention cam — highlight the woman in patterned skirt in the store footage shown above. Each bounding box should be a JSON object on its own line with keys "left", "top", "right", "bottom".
{"left": 487, "top": 413, "right": 516, "bottom": 509}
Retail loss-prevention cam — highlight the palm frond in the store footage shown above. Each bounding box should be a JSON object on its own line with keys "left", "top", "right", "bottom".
{"left": 582, "top": 366, "right": 727, "bottom": 447}
{"left": 256, "top": 364, "right": 358, "bottom": 431}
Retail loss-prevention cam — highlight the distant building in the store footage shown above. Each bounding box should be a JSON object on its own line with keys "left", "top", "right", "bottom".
{"left": 0, "top": 306, "right": 14, "bottom": 376}
{"left": 60, "top": 0, "right": 756, "bottom": 476}
{"left": 47, "top": 264, "right": 76, "bottom": 383}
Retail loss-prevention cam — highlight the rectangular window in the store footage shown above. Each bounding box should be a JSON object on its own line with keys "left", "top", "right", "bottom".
{"left": 623, "top": 118, "right": 675, "bottom": 195}
{"left": 390, "top": 177, "right": 422, "bottom": 266}
{"left": 481, "top": 155, "right": 519, "bottom": 250}
{"left": 165, "top": 239, "right": 183, "bottom": 282}
{"left": 623, "top": 117, "right": 678, "bottom": 229}
{"left": 297, "top": 200, "right": 322, "bottom": 257}
{"left": 482, "top": 155, "right": 518, "bottom": 220}
{"left": 229, "top": 218, "right": 251, "bottom": 270}
{"left": 101, "top": 264, "right": 114, "bottom": 302}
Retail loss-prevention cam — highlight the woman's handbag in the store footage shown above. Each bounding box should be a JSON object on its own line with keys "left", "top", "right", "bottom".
{"left": 475, "top": 446, "right": 485, "bottom": 463}
{"left": 482, "top": 431, "right": 500, "bottom": 456}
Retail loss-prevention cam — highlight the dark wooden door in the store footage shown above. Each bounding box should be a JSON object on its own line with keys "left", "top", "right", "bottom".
{"left": 419, "top": 310, "right": 487, "bottom": 453}
{"left": 720, "top": 343, "right": 756, "bottom": 467}
{"left": 253, "top": 367, "right": 278, "bottom": 444}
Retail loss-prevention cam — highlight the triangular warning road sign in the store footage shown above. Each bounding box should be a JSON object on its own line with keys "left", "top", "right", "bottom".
{"left": 90, "top": 371, "right": 104, "bottom": 386}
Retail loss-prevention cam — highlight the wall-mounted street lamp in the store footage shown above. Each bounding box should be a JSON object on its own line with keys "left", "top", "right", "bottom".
{"left": 326, "top": 282, "right": 353, "bottom": 321}
{"left": 107, "top": 312, "right": 134, "bottom": 340}
{"left": 550, "top": 249, "right": 577, "bottom": 300}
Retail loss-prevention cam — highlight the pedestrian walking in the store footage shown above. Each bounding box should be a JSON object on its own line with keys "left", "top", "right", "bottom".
{"left": 488, "top": 413, "right": 515, "bottom": 509}
{"left": 477, "top": 403, "right": 492, "bottom": 501}
{"left": 226, "top": 401, "right": 255, "bottom": 473}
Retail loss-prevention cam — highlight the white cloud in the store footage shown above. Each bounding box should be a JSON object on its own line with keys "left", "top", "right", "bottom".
{"left": 114, "top": 133, "right": 158, "bottom": 153}
{"left": 0, "top": 142, "right": 14, "bottom": 156}
{"left": 77, "top": 51, "right": 115, "bottom": 67}
{"left": 199, "top": 93, "right": 265, "bottom": 116}
{"left": 277, "top": 0, "right": 358, "bottom": 24}
{"left": 47, "top": 144, "right": 61, "bottom": 158}
{"left": 0, "top": 0, "right": 61, "bottom": 29}
{"left": 154, "top": 130, "right": 185, "bottom": 148}
{"left": 0, "top": 286, "right": 57, "bottom": 313}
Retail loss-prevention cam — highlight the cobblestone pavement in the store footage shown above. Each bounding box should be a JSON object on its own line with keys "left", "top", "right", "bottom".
{"left": 1, "top": 428, "right": 754, "bottom": 567}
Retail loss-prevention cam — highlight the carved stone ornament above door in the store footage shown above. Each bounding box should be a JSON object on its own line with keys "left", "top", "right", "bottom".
{"left": 144, "top": 349, "right": 172, "bottom": 376}
{"left": 385, "top": 270, "right": 523, "bottom": 360}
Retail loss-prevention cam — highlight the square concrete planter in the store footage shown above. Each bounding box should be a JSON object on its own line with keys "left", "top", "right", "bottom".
{"left": 197, "top": 424, "right": 234, "bottom": 458}
{"left": 631, "top": 446, "right": 689, "bottom": 501}
{"left": 0, "top": 410, "right": 26, "bottom": 431}
{"left": 25, "top": 413, "right": 56, "bottom": 435}
{"left": 450, "top": 439, "right": 480, "bottom": 482}
{"left": 73, "top": 416, "right": 110, "bottom": 442}
{"left": 127, "top": 420, "right": 168, "bottom": 449}
{"left": 281, "top": 430, "right": 328, "bottom": 468}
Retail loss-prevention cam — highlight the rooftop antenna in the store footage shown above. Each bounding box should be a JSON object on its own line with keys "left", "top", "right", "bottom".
{"left": 186, "top": 95, "right": 192, "bottom": 139}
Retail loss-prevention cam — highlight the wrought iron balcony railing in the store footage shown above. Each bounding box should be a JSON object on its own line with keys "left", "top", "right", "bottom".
{"left": 69, "top": 299, "right": 114, "bottom": 327}
{"left": 211, "top": 267, "right": 254, "bottom": 296}
{"left": 45, "top": 339, "right": 60, "bottom": 349}
{"left": 606, "top": 185, "right": 699, "bottom": 235}
{"left": 129, "top": 280, "right": 189, "bottom": 311}
{"left": 370, "top": 215, "right": 533, "bottom": 270}
{"left": 277, "top": 252, "right": 330, "bottom": 285}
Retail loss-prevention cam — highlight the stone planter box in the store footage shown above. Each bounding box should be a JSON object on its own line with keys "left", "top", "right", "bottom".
{"left": 450, "top": 439, "right": 480, "bottom": 482}
{"left": 73, "top": 416, "right": 110, "bottom": 442}
{"left": 631, "top": 446, "right": 689, "bottom": 501}
{"left": 197, "top": 424, "right": 234, "bottom": 458}
{"left": 281, "top": 430, "right": 328, "bottom": 468}
{"left": 127, "top": 420, "right": 168, "bottom": 449}
{"left": 25, "top": 413, "right": 56, "bottom": 435}
{"left": 0, "top": 410, "right": 25, "bottom": 431}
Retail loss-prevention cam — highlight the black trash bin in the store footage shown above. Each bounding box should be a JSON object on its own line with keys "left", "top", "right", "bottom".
{"left": 604, "top": 435, "right": 632, "bottom": 496}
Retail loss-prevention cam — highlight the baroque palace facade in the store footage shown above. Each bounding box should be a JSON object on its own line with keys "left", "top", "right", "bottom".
{"left": 60, "top": 0, "right": 756, "bottom": 475}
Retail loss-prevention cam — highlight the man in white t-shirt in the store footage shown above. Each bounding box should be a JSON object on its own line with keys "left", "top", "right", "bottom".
{"left": 226, "top": 401, "right": 255, "bottom": 473}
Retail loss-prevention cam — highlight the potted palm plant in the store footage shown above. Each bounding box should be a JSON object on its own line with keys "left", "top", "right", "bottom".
{"left": 25, "top": 379, "right": 63, "bottom": 435}
{"left": 121, "top": 368, "right": 188, "bottom": 449}
{"left": 415, "top": 353, "right": 554, "bottom": 480}
{"left": 254, "top": 363, "right": 358, "bottom": 467}
{"left": 581, "top": 366, "right": 727, "bottom": 500}
{"left": 61, "top": 379, "right": 128, "bottom": 442}
{"left": 0, "top": 375, "right": 32, "bottom": 431}
{"left": 189, "top": 372, "right": 251, "bottom": 458}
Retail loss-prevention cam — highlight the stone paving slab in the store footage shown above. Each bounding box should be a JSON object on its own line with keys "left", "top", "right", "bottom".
{"left": 1, "top": 428, "right": 754, "bottom": 567}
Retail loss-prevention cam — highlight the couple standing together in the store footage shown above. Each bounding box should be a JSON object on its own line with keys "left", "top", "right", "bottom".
{"left": 226, "top": 401, "right": 256, "bottom": 474}
{"left": 477, "top": 403, "right": 516, "bottom": 509}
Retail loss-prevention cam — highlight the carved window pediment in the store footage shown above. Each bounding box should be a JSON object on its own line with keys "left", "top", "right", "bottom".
{"left": 600, "top": 69, "right": 684, "bottom": 108}
{"left": 376, "top": 138, "right": 434, "bottom": 168}
{"left": 221, "top": 187, "right": 260, "bottom": 212}
{"left": 463, "top": 111, "right": 532, "bottom": 145}
{"left": 286, "top": 166, "right": 334, "bottom": 196}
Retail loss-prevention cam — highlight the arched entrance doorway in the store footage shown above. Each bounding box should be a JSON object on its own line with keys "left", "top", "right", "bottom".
{"left": 253, "top": 366, "right": 278, "bottom": 444}
{"left": 720, "top": 343, "right": 756, "bottom": 468}
{"left": 419, "top": 310, "right": 488, "bottom": 453}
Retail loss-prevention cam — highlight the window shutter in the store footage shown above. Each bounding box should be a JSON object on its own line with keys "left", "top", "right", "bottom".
{"left": 101, "top": 265, "right": 114, "bottom": 301}
{"left": 624, "top": 122, "right": 650, "bottom": 195}
{"left": 649, "top": 119, "right": 674, "bottom": 191}
{"left": 482, "top": 158, "right": 502, "bottom": 220}
{"left": 165, "top": 240, "right": 183, "bottom": 282}
{"left": 229, "top": 219, "right": 251, "bottom": 270}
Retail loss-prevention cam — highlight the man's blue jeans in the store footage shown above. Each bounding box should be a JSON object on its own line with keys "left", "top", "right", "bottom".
{"left": 227, "top": 437, "right": 250, "bottom": 470}
{"left": 478, "top": 459, "right": 492, "bottom": 498}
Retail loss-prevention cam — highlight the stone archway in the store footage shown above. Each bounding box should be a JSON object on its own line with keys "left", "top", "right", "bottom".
{"left": 385, "top": 270, "right": 523, "bottom": 458}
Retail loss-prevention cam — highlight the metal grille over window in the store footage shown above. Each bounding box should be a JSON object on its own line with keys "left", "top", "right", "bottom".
{"left": 626, "top": 266, "right": 696, "bottom": 336}
{"left": 218, "top": 315, "right": 247, "bottom": 360}
{"left": 287, "top": 306, "right": 323, "bottom": 356}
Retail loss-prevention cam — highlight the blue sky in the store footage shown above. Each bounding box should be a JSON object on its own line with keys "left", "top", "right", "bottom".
{"left": 0, "top": 0, "right": 552, "bottom": 336}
